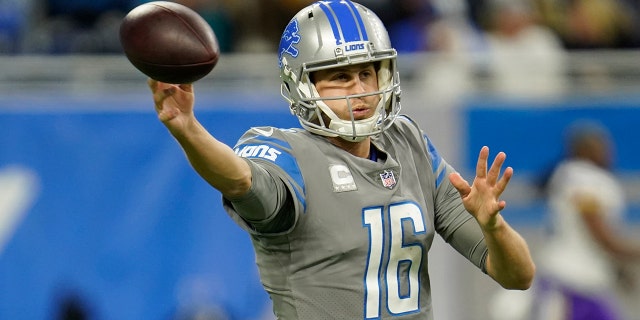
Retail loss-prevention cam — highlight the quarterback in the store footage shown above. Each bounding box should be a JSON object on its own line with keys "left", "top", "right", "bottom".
{"left": 148, "top": 1, "right": 535, "bottom": 319}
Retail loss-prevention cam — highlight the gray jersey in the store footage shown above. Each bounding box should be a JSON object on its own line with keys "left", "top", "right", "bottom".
{"left": 223, "top": 116, "right": 487, "bottom": 319}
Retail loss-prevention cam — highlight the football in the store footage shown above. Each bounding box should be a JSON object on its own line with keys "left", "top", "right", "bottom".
{"left": 119, "top": 1, "right": 219, "bottom": 84}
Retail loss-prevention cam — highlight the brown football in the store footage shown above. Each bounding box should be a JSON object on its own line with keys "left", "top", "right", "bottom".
{"left": 119, "top": 1, "right": 219, "bottom": 84}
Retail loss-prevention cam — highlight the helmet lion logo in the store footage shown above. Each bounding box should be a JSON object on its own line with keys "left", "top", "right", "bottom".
{"left": 279, "top": 19, "right": 301, "bottom": 67}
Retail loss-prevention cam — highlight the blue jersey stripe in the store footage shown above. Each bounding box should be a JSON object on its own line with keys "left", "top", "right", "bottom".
{"left": 436, "top": 167, "right": 446, "bottom": 189}
{"left": 424, "top": 135, "right": 443, "bottom": 170}
{"left": 424, "top": 134, "right": 446, "bottom": 188}
{"left": 319, "top": 1, "right": 367, "bottom": 45}
{"left": 234, "top": 131, "right": 306, "bottom": 209}
{"left": 236, "top": 143, "right": 307, "bottom": 209}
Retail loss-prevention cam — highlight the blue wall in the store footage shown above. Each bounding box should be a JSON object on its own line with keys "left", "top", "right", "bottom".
{"left": 0, "top": 93, "right": 297, "bottom": 320}
{"left": 464, "top": 96, "right": 640, "bottom": 175}
{"left": 1, "top": 92, "right": 639, "bottom": 319}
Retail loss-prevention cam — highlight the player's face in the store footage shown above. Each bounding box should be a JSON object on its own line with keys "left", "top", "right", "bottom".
{"left": 313, "top": 63, "right": 381, "bottom": 121}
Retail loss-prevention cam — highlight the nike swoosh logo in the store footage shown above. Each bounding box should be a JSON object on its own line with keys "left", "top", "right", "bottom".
{"left": 253, "top": 127, "right": 274, "bottom": 137}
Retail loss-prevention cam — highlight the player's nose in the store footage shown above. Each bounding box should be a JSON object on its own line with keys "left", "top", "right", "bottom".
{"left": 349, "top": 77, "right": 368, "bottom": 95}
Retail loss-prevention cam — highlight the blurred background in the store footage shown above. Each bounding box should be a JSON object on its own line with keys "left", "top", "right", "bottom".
{"left": 0, "top": 0, "right": 639, "bottom": 319}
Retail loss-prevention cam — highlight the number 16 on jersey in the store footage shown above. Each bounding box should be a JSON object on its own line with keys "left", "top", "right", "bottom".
{"left": 363, "top": 202, "right": 427, "bottom": 318}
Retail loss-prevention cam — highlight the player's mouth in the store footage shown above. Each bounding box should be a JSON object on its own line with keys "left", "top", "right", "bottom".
{"left": 350, "top": 105, "right": 372, "bottom": 119}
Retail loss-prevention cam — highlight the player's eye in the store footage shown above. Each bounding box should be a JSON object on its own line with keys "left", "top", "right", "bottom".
{"left": 332, "top": 73, "right": 350, "bottom": 81}
{"left": 360, "top": 70, "right": 373, "bottom": 79}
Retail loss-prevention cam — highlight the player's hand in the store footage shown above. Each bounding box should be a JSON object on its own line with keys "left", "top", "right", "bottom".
{"left": 449, "top": 146, "right": 513, "bottom": 230}
{"left": 148, "top": 79, "right": 194, "bottom": 124}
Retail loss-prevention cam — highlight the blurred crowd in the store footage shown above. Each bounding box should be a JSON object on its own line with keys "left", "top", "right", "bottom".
{"left": 0, "top": 0, "right": 640, "bottom": 55}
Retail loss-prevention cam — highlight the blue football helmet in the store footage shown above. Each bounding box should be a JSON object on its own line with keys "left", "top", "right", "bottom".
{"left": 278, "top": 0, "right": 401, "bottom": 142}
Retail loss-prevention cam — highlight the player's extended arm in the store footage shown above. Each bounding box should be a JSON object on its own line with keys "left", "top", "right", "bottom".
{"left": 576, "top": 193, "right": 640, "bottom": 260}
{"left": 148, "top": 79, "right": 251, "bottom": 198}
{"left": 449, "top": 146, "right": 536, "bottom": 290}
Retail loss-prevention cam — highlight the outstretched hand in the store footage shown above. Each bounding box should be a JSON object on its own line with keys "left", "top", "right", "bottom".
{"left": 449, "top": 146, "right": 513, "bottom": 230}
{"left": 148, "top": 79, "right": 194, "bottom": 125}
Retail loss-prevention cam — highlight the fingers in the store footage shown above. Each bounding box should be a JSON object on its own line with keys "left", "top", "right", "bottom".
{"left": 178, "top": 83, "right": 193, "bottom": 93}
{"left": 151, "top": 81, "right": 176, "bottom": 106}
{"left": 463, "top": 147, "right": 514, "bottom": 217}
{"left": 148, "top": 78, "right": 181, "bottom": 96}
{"left": 147, "top": 78, "right": 157, "bottom": 91}
{"left": 148, "top": 78, "right": 190, "bottom": 123}
{"left": 496, "top": 166, "right": 513, "bottom": 195}
{"left": 475, "top": 147, "right": 513, "bottom": 195}
{"left": 475, "top": 146, "right": 489, "bottom": 178}
{"left": 487, "top": 151, "right": 506, "bottom": 186}
{"left": 449, "top": 172, "right": 471, "bottom": 197}
{"left": 476, "top": 146, "right": 510, "bottom": 184}
{"left": 497, "top": 199, "right": 507, "bottom": 211}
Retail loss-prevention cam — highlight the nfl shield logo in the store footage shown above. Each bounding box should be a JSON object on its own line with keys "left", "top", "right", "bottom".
{"left": 380, "top": 170, "right": 396, "bottom": 189}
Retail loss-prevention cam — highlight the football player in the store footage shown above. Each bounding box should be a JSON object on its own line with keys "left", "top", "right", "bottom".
{"left": 148, "top": 1, "right": 535, "bottom": 318}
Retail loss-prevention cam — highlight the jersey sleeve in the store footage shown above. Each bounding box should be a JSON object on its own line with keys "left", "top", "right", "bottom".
{"left": 223, "top": 160, "right": 295, "bottom": 233}
{"left": 222, "top": 127, "right": 306, "bottom": 235}
{"left": 403, "top": 116, "right": 489, "bottom": 272}
{"left": 430, "top": 144, "right": 488, "bottom": 272}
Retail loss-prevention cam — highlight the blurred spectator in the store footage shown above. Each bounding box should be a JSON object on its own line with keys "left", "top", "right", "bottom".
{"left": 620, "top": 0, "right": 640, "bottom": 47}
{"left": 19, "top": 0, "right": 236, "bottom": 54}
{"left": 464, "top": 0, "right": 490, "bottom": 29}
{"left": 535, "top": 120, "right": 640, "bottom": 320}
{"left": 536, "top": 0, "right": 639, "bottom": 49}
{"left": 19, "top": 0, "right": 128, "bottom": 54}
{"left": 46, "top": 0, "right": 127, "bottom": 27}
{"left": 427, "top": 0, "right": 486, "bottom": 52}
{"left": 227, "top": 0, "right": 312, "bottom": 52}
{"left": 563, "top": 0, "right": 635, "bottom": 49}
{"left": 385, "top": 0, "right": 439, "bottom": 52}
{"left": 4, "top": 0, "right": 640, "bottom": 54}
{"left": 174, "top": 0, "right": 234, "bottom": 53}
{"left": 414, "top": 0, "right": 485, "bottom": 105}
{"left": 0, "top": 0, "right": 36, "bottom": 53}
{"left": 481, "top": 0, "right": 567, "bottom": 98}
